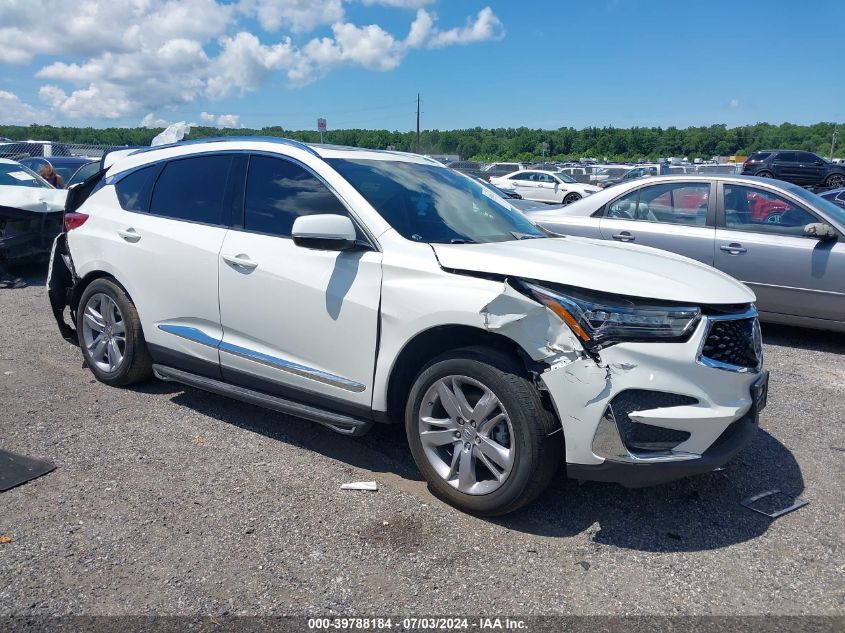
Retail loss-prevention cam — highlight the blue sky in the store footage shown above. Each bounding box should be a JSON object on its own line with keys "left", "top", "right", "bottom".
{"left": 1, "top": 0, "right": 843, "bottom": 130}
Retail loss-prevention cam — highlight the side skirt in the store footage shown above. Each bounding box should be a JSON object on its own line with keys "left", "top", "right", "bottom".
{"left": 152, "top": 364, "right": 374, "bottom": 437}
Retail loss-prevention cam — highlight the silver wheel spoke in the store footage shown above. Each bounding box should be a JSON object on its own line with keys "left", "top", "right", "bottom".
{"left": 421, "top": 416, "right": 457, "bottom": 430}
{"left": 84, "top": 306, "right": 106, "bottom": 331}
{"left": 474, "top": 446, "right": 506, "bottom": 481}
{"left": 477, "top": 435, "right": 513, "bottom": 472}
{"left": 420, "top": 429, "right": 459, "bottom": 448}
{"left": 111, "top": 320, "right": 125, "bottom": 335}
{"left": 479, "top": 412, "right": 506, "bottom": 434}
{"left": 457, "top": 445, "right": 476, "bottom": 492}
{"left": 450, "top": 377, "right": 474, "bottom": 419}
{"left": 470, "top": 390, "right": 498, "bottom": 424}
{"left": 107, "top": 338, "right": 122, "bottom": 370}
{"left": 446, "top": 445, "right": 461, "bottom": 480}
{"left": 435, "top": 381, "right": 464, "bottom": 421}
{"left": 90, "top": 335, "right": 108, "bottom": 361}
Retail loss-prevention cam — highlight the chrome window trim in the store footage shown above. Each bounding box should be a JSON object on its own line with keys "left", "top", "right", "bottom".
{"left": 695, "top": 307, "right": 763, "bottom": 374}
{"left": 158, "top": 324, "right": 366, "bottom": 393}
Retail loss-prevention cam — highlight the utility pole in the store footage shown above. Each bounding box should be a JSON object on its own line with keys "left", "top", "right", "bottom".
{"left": 415, "top": 93, "right": 421, "bottom": 154}
{"left": 831, "top": 123, "right": 838, "bottom": 161}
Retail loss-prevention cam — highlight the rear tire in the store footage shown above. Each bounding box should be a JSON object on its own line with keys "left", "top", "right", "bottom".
{"left": 76, "top": 278, "right": 152, "bottom": 387}
{"left": 563, "top": 192, "right": 582, "bottom": 205}
{"left": 405, "top": 346, "right": 561, "bottom": 516}
{"left": 756, "top": 170, "right": 774, "bottom": 178}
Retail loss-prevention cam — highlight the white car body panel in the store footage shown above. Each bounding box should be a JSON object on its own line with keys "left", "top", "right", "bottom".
{"left": 0, "top": 184, "right": 67, "bottom": 212}
{"left": 431, "top": 237, "right": 754, "bottom": 304}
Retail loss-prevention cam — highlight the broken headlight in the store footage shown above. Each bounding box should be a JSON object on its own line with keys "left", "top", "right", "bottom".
{"left": 522, "top": 282, "right": 701, "bottom": 350}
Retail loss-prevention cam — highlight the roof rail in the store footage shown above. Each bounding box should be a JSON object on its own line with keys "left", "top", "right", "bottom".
{"left": 128, "top": 136, "right": 319, "bottom": 158}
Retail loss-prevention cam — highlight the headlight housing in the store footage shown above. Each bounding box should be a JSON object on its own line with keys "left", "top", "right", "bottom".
{"left": 521, "top": 281, "right": 701, "bottom": 350}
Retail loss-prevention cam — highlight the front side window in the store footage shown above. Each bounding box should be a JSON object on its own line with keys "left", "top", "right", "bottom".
{"left": 244, "top": 155, "right": 349, "bottom": 237}
{"left": 722, "top": 184, "right": 818, "bottom": 236}
{"left": 797, "top": 152, "right": 822, "bottom": 164}
{"left": 150, "top": 155, "right": 234, "bottom": 224}
{"left": 607, "top": 183, "right": 710, "bottom": 225}
{"left": 328, "top": 158, "right": 545, "bottom": 244}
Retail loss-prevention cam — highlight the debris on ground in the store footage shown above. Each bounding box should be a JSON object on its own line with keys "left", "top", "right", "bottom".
{"left": 341, "top": 481, "right": 378, "bottom": 491}
{"left": 740, "top": 489, "right": 809, "bottom": 519}
{"left": 0, "top": 535, "right": 12, "bottom": 544}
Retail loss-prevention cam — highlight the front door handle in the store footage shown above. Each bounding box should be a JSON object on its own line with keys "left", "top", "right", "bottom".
{"left": 222, "top": 253, "right": 258, "bottom": 270}
{"left": 720, "top": 243, "right": 747, "bottom": 255}
{"left": 611, "top": 231, "right": 635, "bottom": 242}
{"left": 118, "top": 228, "right": 141, "bottom": 242}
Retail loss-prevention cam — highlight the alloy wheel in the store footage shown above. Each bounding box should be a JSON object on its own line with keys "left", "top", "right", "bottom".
{"left": 418, "top": 375, "right": 515, "bottom": 495}
{"left": 81, "top": 292, "right": 126, "bottom": 373}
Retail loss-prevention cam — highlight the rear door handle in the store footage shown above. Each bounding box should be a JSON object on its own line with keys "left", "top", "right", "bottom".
{"left": 222, "top": 253, "right": 258, "bottom": 270}
{"left": 720, "top": 243, "right": 747, "bottom": 254}
{"left": 611, "top": 231, "right": 635, "bottom": 242}
{"left": 117, "top": 228, "right": 141, "bottom": 242}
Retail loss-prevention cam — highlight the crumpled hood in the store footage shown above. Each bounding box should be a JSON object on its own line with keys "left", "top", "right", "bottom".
{"left": 432, "top": 236, "right": 755, "bottom": 305}
{"left": 0, "top": 185, "right": 67, "bottom": 213}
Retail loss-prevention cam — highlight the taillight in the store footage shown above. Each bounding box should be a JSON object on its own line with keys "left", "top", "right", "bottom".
{"left": 64, "top": 212, "right": 89, "bottom": 231}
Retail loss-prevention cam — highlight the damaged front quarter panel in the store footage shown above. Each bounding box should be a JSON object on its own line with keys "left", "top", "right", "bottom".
{"left": 478, "top": 279, "right": 587, "bottom": 367}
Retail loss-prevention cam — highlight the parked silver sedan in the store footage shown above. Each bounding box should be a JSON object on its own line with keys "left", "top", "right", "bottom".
{"left": 526, "top": 174, "right": 845, "bottom": 332}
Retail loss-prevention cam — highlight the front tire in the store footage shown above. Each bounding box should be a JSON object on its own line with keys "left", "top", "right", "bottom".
{"left": 563, "top": 192, "right": 582, "bottom": 205}
{"left": 405, "top": 346, "right": 561, "bottom": 516}
{"left": 77, "top": 278, "right": 152, "bottom": 386}
{"left": 825, "top": 173, "right": 845, "bottom": 188}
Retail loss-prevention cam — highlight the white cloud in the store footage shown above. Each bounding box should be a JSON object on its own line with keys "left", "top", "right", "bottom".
{"left": 729, "top": 98, "right": 740, "bottom": 109}
{"left": 0, "top": 90, "right": 51, "bottom": 125}
{"left": 139, "top": 113, "right": 171, "bottom": 128}
{"left": 428, "top": 7, "right": 504, "bottom": 48}
{"left": 238, "top": 0, "right": 345, "bottom": 33}
{"left": 200, "top": 111, "right": 243, "bottom": 128}
{"left": 0, "top": 0, "right": 506, "bottom": 122}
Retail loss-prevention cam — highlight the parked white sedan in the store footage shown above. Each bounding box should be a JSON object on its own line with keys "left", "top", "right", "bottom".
{"left": 490, "top": 169, "right": 601, "bottom": 205}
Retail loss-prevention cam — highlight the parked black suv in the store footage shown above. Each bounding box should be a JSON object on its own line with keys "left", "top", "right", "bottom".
{"left": 742, "top": 150, "right": 845, "bottom": 188}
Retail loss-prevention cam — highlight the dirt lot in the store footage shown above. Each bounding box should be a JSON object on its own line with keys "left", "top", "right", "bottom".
{"left": 1, "top": 267, "right": 843, "bottom": 616}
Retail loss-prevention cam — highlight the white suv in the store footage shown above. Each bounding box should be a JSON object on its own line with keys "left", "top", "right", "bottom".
{"left": 48, "top": 137, "right": 769, "bottom": 515}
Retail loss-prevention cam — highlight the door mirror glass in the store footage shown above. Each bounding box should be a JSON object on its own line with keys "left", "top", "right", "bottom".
{"left": 803, "top": 222, "right": 837, "bottom": 241}
{"left": 291, "top": 214, "right": 357, "bottom": 250}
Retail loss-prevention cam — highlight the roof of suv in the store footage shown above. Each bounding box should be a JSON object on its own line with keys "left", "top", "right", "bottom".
{"left": 109, "top": 136, "right": 441, "bottom": 176}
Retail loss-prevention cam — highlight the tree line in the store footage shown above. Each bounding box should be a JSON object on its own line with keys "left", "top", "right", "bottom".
{"left": 1, "top": 121, "right": 839, "bottom": 162}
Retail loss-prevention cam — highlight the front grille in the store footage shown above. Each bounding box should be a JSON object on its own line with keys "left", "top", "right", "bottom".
{"left": 610, "top": 390, "right": 695, "bottom": 451}
{"left": 701, "top": 318, "right": 760, "bottom": 369}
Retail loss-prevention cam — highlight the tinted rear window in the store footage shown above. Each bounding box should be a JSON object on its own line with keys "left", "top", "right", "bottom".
{"left": 115, "top": 164, "right": 161, "bottom": 213}
{"left": 150, "top": 155, "right": 233, "bottom": 224}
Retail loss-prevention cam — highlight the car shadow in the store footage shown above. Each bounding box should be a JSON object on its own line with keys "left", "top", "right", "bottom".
{"left": 5, "top": 262, "right": 48, "bottom": 288}
{"left": 154, "top": 382, "right": 802, "bottom": 553}
{"left": 762, "top": 322, "right": 845, "bottom": 354}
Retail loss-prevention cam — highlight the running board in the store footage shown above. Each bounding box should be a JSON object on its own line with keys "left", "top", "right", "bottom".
{"left": 152, "top": 364, "right": 373, "bottom": 437}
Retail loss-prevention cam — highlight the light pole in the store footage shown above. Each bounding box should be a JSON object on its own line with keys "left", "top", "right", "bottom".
{"left": 831, "top": 124, "right": 838, "bottom": 161}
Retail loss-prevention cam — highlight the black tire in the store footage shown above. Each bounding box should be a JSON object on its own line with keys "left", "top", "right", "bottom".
{"left": 563, "top": 192, "right": 582, "bottom": 205}
{"left": 76, "top": 277, "right": 152, "bottom": 386}
{"left": 405, "top": 346, "right": 561, "bottom": 516}
{"left": 756, "top": 170, "right": 774, "bottom": 178}
{"left": 825, "top": 173, "right": 845, "bottom": 188}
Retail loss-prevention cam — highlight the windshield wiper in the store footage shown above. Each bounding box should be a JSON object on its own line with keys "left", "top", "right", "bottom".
{"left": 449, "top": 238, "right": 477, "bottom": 244}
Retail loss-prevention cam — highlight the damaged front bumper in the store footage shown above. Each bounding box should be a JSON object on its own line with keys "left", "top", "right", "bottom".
{"left": 540, "top": 316, "right": 766, "bottom": 487}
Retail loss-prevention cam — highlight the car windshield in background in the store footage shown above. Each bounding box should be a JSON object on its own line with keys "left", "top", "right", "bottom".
{"left": 0, "top": 163, "right": 52, "bottom": 188}
{"left": 786, "top": 184, "right": 845, "bottom": 227}
{"left": 556, "top": 173, "right": 576, "bottom": 183}
{"left": 328, "top": 158, "right": 546, "bottom": 244}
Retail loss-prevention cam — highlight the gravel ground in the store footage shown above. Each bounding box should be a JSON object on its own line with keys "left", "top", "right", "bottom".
{"left": 1, "top": 267, "right": 843, "bottom": 616}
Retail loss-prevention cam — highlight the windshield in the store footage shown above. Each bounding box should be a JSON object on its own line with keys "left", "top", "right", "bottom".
{"left": 0, "top": 162, "right": 52, "bottom": 188}
{"left": 555, "top": 172, "right": 576, "bottom": 183}
{"left": 787, "top": 184, "right": 845, "bottom": 227}
{"left": 328, "top": 158, "right": 546, "bottom": 244}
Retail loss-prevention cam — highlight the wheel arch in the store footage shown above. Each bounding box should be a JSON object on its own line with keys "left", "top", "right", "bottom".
{"left": 71, "top": 270, "right": 132, "bottom": 314}
{"left": 380, "top": 324, "right": 543, "bottom": 425}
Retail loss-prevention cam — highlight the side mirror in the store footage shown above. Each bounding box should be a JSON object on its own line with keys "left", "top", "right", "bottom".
{"left": 803, "top": 222, "right": 837, "bottom": 241}
{"left": 291, "top": 214, "right": 357, "bottom": 251}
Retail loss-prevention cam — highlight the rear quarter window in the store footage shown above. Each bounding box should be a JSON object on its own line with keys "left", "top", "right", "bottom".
{"left": 114, "top": 164, "right": 162, "bottom": 213}
{"left": 149, "top": 155, "right": 235, "bottom": 225}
